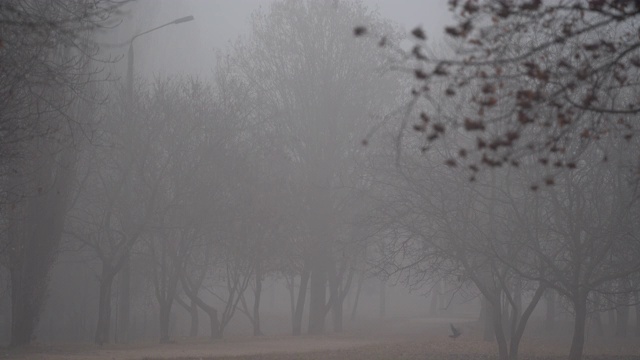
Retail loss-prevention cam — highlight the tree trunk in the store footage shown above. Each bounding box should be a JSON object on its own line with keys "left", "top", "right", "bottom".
{"left": 350, "top": 272, "right": 364, "bottom": 321}
{"left": 330, "top": 267, "right": 353, "bottom": 333}
{"left": 615, "top": 278, "right": 631, "bottom": 338}
{"left": 429, "top": 284, "right": 440, "bottom": 316}
{"left": 308, "top": 254, "right": 327, "bottom": 335}
{"left": 287, "top": 274, "right": 296, "bottom": 322}
{"left": 327, "top": 261, "right": 341, "bottom": 333}
{"left": 635, "top": 291, "right": 640, "bottom": 337}
{"left": 207, "top": 308, "right": 221, "bottom": 339}
{"left": 481, "top": 296, "right": 495, "bottom": 341}
{"left": 9, "top": 264, "right": 44, "bottom": 347}
{"left": 490, "top": 299, "right": 509, "bottom": 360}
{"left": 9, "top": 168, "right": 74, "bottom": 347}
{"left": 501, "top": 293, "right": 510, "bottom": 341}
{"left": 568, "top": 296, "right": 587, "bottom": 360}
{"left": 253, "top": 263, "right": 263, "bottom": 336}
{"left": 178, "top": 275, "right": 220, "bottom": 340}
{"left": 159, "top": 300, "right": 172, "bottom": 344}
{"left": 379, "top": 279, "right": 386, "bottom": 318}
{"left": 189, "top": 299, "right": 199, "bottom": 338}
{"left": 332, "top": 297, "right": 343, "bottom": 332}
{"left": 615, "top": 303, "right": 629, "bottom": 338}
{"left": 608, "top": 308, "right": 616, "bottom": 335}
{"left": 591, "top": 294, "right": 603, "bottom": 337}
{"left": 94, "top": 271, "right": 115, "bottom": 345}
{"left": 544, "top": 290, "right": 556, "bottom": 331}
{"left": 117, "top": 256, "right": 131, "bottom": 343}
{"left": 508, "top": 284, "right": 546, "bottom": 360}
{"left": 513, "top": 278, "right": 522, "bottom": 323}
{"left": 292, "top": 264, "right": 310, "bottom": 335}
{"left": 592, "top": 310, "right": 604, "bottom": 337}
{"left": 174, "top": 295, "right": 198, "bottom": 338}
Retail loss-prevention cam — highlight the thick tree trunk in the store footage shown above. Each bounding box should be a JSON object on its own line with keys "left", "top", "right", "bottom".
{"left": 9, "top": 160, "right": 74, "bottom": 347}
{"left": 94, "top": 272, "right": 115, "bottom": 345}
{"left": 292, "top": 265, "right": 310, "bottom": 335}
{"left": 568, "top": 296, "right": 588, "bottom": 360}
{"left": 159, "top": 301, "right": 172, "bottom": 344}
{"left": 9, "top": 264, "right": 46, "bottom": 347}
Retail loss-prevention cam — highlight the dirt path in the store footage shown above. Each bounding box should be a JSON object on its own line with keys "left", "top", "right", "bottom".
{"left": 9, "top": 316, "right": 638, "bottom": 360}
{"left": 0, "top": 316, "right": 475, "bottom": 360}
{"left": 1, "top": 334, "right": 379, "bottom": 360}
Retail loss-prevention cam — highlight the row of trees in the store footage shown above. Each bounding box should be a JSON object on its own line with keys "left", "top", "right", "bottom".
{"left": 367, "top": 131, "right": 640, "bottom": 360}
{"left": 1, "top": 4, "right": 639, "bottom": 360}
{"left": 0, "top": 0, "right": 401, "bottom": 346}
{"left": 0, "top": 0, "right": 126, "bottom": 346}
{"left": 357, "top": 1, "right": 640, "bottom": 360}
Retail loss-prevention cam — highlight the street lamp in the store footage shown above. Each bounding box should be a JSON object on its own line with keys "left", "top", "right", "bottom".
{"left": 118, "top": 14, "right": 194, "bottom": 344}
{"left": 126, "top": 15, "right": 195, "bottom": 96}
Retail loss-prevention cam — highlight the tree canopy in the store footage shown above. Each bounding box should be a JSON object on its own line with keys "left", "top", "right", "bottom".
{"left": 356, "top": 0, "right": 640, "bottom": 184}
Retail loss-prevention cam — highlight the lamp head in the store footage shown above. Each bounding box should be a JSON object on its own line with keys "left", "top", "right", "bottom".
{"left": 174, "top": 15, "right": 194, "bottom": 24}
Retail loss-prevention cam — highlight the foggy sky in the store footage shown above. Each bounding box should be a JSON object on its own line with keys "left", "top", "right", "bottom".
{"left": 118, "top": 0, "right": 452, "bottom": 80}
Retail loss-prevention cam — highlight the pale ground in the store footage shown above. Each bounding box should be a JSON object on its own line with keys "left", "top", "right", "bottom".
{"left": 1, "top": 335, "right": 377, "bottom": 360}
{"left": 4, "top": 317, "right": 640, "bottom": 360}
{"left": 0, "top": 317, "right": 459, "bottom": 360}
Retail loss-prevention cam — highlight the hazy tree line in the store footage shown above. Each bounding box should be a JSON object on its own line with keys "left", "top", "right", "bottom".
{"left": 1, "top": 2, "right": 639, "bottom": 360}
{"left": 356, "top": 1, "right": 640, "bottom": 360}
{"left": 0, "top": 0, "right": 402, "bottom": 347}
{"left": 366, "top": 129, "right": 640, "bottom": 360}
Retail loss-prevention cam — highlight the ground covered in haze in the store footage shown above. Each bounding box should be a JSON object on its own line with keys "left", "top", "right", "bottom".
{"left": 3, "top": 317, "right": 640, "bottom": 360}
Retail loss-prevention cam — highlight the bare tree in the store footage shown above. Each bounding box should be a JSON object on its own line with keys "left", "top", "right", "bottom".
{"left": 231, "top": 0, "right": 400, "bottom": 334}
{"left": 66, "top": 80, "right": 170, "bottom": 345}
{"left": 356, "top": 0, "right": 640, "bottom": 180}
{"left": 504, "top": 140, "right": 640, "bottom": 360}
{"left": 0, "top": 0, "right": 124, "bottom": 346}
{"left": 365, "top": 132, "right": 552, "bottom": 360}
{"left": 0, "top": 0, "right": 123, "bottom": 173}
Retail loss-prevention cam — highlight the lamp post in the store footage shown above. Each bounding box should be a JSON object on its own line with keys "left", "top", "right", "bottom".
{"left": 118, "top": 15, "right": 194, "bottom": 344}
{"left": 126, "top": 15, "right": 195, "bottom": 96}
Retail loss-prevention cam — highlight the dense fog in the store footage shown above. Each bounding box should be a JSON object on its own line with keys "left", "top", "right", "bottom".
{"left": 1, "top": 1, "right": 640, "bottom": 360}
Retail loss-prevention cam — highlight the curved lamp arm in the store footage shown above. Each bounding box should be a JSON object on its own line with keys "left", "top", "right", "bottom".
{"left": 130, "top": 15, "right": 194, "bottom": 44}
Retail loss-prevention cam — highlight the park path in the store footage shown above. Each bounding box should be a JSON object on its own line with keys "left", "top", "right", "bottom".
{"left": 1, "top": 316, "right": 475, "bottom": 360}
{"left": 2, "top": 334, "right": 378, "bottom": 360}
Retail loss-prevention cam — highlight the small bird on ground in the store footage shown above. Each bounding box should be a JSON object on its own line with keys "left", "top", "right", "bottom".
{"left": 449, "top": 323, "right": 462, "bottom": 339}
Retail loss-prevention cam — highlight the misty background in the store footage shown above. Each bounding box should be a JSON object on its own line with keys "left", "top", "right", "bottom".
{"left": 1, "top": 2, "right": 639, "bottom": 359}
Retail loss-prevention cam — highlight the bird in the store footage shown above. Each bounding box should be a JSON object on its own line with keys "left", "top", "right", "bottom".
{"left": 449, "top": 323, "right": 462, "bottom": 339}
